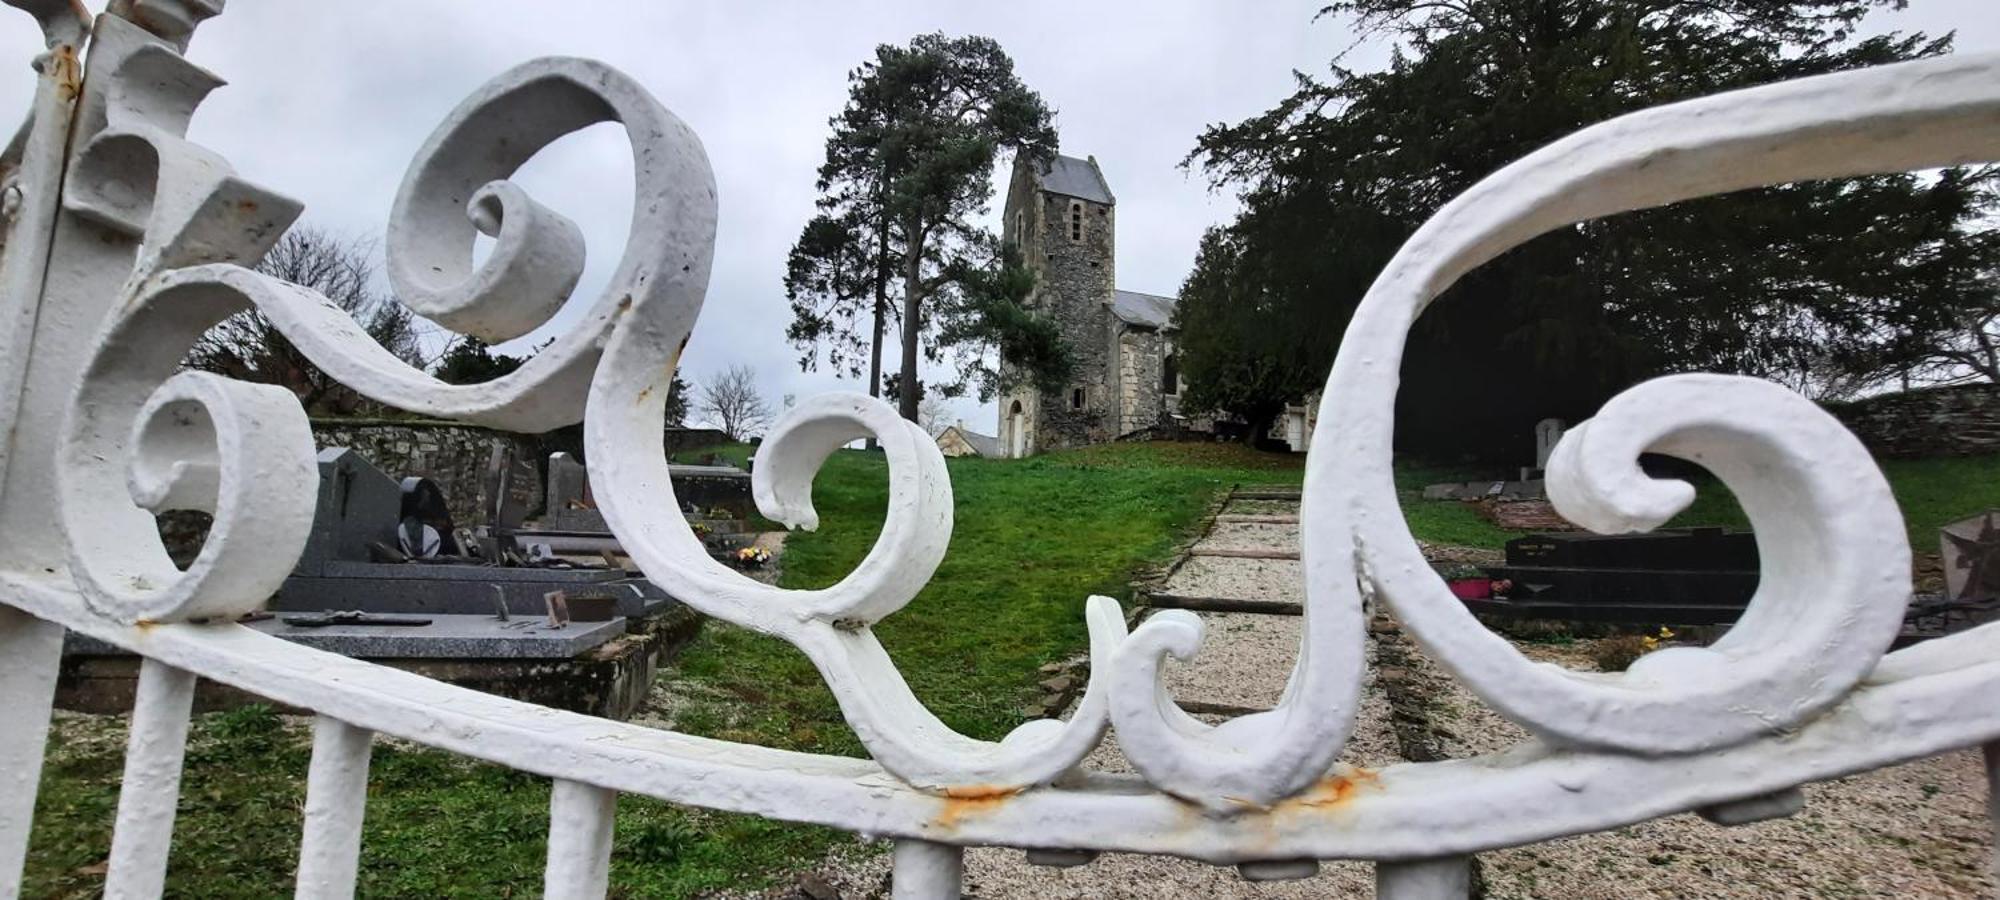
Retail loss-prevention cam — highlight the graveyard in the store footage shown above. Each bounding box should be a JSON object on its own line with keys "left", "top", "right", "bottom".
{"left": 19, "top": 439, "right": 2000, "bottom": 896}
{"left": 8, "top": 3, "right": 2000, "bottom": 899}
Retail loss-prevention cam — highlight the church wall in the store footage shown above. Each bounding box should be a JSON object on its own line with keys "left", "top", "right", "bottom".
{"left": 1116, "top": 327, "right": 1169, "bottom": 437}
{"left": 1022, "top": 188, "right": 1117, "bottom": 451}
{"left": 998, "top": 388, "right": 1038, "bottom": 458}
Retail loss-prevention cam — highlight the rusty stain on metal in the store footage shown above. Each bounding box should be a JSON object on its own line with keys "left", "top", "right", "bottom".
{"left": 49, "top": 44, "right": 80, "bottom": 101}
{"left": 932, "top": 784, "right": 1019, "bottom": 830}
{"left": 1273, "top": 767, "right": 1380, "bottom": 814}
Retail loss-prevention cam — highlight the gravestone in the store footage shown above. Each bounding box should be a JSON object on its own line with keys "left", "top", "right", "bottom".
{"left": 296, "top": 448, "right": 404, "bottom": 577}
{"left": 1942, "top": 511, "right": 2000, "bottom": 602}
{"left": 546, "top": 451, "right": 590, "bottom": 511}
{"left": 1534, "top": 418, "right": 1566, "bottom": 470}
{"left": 69, "top": 456, "right": 696, "bottom": 720}
{"left": 399, "top": 476, "right": 458, "bottom": 557}
{"left": 544, "top": 451, "right": 608, "bottom": 532}
{"left": 276, "top": 450, "right": 667, "bottom": 619}
{"left": 534, "top": 452, "right": 755, "bottom": 536}
{"left": 486, "top": 443, "right": 539, "bottom": 534}
{"left": 1477, "top": 527, "right": 1761, "bottom": 625}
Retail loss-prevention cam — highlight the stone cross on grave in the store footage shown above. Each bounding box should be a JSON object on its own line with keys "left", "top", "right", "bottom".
{"left": 1942, "top": 511, "right": 2000, "bottom": 602}
{"left": 1534, "top": 418, "right": 1567, "bottom": 470}
{"left": 1518, "top": 417, "right": 1567, "bottom": 482}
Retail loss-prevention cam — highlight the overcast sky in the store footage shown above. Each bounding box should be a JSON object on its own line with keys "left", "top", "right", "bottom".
{"left": 2, "top": 2, "right": 1993, "bottom": 436}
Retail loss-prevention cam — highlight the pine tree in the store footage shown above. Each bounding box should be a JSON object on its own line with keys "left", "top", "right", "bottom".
{"left": 796, "top": 33, "right": 1058, "bottom": 421}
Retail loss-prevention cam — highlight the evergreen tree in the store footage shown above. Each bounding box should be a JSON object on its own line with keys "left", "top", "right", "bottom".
{"left": 935, "top": 240, "right": 1074, "bottom": 402}
{"left": 432, "top": 337, "right": 526, "bottom": 385}
{"left": 800, "top": 33, "right": 1058, "bottom": 421}
{"left": 1179, "top": 0, "right": 1998, "bottom": 454}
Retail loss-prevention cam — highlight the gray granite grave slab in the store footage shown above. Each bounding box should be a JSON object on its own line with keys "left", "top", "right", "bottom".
{"left": 63, "top": 613, "right": 626, "bottom": 659}
{"left": 276, "top": 563, "right": 667, "bottom": 618}
{"left": 248, "top": 613, "right": 625, "bottom": 659}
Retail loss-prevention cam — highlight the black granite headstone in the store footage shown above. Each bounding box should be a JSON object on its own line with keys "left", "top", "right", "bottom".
{"left": 295, "top": 448, "right": 403, "bottom": 577}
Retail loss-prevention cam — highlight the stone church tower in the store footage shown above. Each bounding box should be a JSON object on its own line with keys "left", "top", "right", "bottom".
{"left": 997, "top": 153, "right": 1184, "bottom": 457}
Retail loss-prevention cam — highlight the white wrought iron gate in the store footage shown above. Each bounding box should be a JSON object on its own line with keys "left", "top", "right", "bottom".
{"left": 3, "top": 2, "right": 2000, "bottom": 898}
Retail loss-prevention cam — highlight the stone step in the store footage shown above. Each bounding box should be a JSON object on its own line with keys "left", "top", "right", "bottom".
{"left": 1144, "top": 591, "right": 1301, "bottom": 616}
{"left": 1232, "top": 487, "right": 1303, "bottom": 501}
{"left": 1188, "top": 546, "right": 1301, "bottom": 561}
{"left": 1215, "top": 513, "right": 1299, "bottom": 524}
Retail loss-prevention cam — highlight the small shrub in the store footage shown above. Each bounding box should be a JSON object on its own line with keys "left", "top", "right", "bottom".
{"left": 1592, "top": 627, "right": 1676, "bottom": 672}
{"left": 1593, "top": 635, "right": 1649, "bottom": 672}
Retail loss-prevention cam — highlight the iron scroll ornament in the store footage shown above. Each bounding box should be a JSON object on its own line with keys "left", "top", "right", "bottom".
{"left": 53, "top": 46, "right": 1129, "bottom": 794}
{"left": 41, "top": 6, "right": 2000, "bottom": 822}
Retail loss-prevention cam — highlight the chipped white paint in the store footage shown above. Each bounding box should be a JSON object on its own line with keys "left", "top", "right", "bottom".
{"left": 103, "top": 659, "right": 195, "bottom": 899}
{"left": 892, "top": 841, "right": 965, "bottom": 900}
{"left": 296, "top": 717, "right": 372, "bottom": 900}
{"left": 0, "top": 4, "right": 1998, "bottom": 899}
{"left": 545, "top": 780, "right": 617, "bottom": 900}
{"left": 0, "top": 608, "right": 63, "bottom": 899}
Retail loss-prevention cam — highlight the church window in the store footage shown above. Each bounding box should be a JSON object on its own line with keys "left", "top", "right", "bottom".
{"left": 1069, "top": 201, "right": 1083, "bottom": 242}
{"left": 1071, "top": 386, "right": 1086, "bottom": 410}
{"left": 1163, "top": 354, "right": 1179, "bottom": 396}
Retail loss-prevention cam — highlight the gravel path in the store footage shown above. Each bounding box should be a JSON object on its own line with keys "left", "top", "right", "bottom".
{"left": 734, "top": 492, "right": 1995, "bottom": 898}
{"left": 1410, "top": 635, "right": 1996, "bottom": 898}
{"left": 1160, "top": 555, "right": 1303, "bottom": 605}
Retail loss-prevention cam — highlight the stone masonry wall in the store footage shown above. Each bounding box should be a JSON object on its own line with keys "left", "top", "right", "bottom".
{"left": 1002, "top": 178, "right": 1117, "bottom": 452}
{"left": 1829, "top": 383, "right": 2000, "bottom": 459}
{"left": 1118, "top": 328, "right": 1167, "bottom": 437}
{"left": 309, "top": 418, "right": 543, "bottom": 524}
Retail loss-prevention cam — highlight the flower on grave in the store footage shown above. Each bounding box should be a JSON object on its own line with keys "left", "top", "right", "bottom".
{"left": 735, "top": 546, "right": 772, "bottom": 568}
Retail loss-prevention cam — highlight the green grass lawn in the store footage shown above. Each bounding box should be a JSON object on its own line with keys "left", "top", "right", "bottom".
{"left": 1667, "top": 454, "right": 2000, "bottom": 552}
{"left": 23, "top": 441, "right": 1302, "bottom": 897}
{"left": 24, "top": 442, "right": 2000, "bottom": 896}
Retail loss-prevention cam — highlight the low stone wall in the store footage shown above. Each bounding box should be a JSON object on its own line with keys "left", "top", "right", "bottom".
{"left": 309, "top": 418, "right": 543, "bottom": 523}
{"left": 663, "top": 427, "right": 732, "bottom": 457}
{"left": 1829, "top": 384, "right": 2000, "bottom": 459}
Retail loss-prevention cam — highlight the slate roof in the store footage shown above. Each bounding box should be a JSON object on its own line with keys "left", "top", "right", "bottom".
{"left": 1034, "top": 155, "right": 1115, "bottom": 205}
{"left": 939, "top": 426, "right": 1002, "bottom": 458}
{"left": 961, "top": 430, "right": 1002, "bottom": 458}
{"left": 1111, "top": 289, "right": 1177, "bottom": 330}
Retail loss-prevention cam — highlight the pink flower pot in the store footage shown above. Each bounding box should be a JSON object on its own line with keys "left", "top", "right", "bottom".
{"left": 1447, "top": 577, "right": 1492, "bottom": 600}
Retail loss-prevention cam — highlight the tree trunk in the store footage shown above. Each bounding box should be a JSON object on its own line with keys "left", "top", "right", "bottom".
{"left": 898, "top": 216, "right": 925, "bottom": 422}
{"left": 866, "top": 214, "right": 890, "bottom": 449}
{"left": 1242, "top": 410, "right": 1276, "bottom": 447}
{"left": 869, "top": 215, "right": 890, "bottom": 399}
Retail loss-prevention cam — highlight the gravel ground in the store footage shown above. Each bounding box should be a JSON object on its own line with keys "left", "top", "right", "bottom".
{"left": 1196, "top": 521, "right": 1302, "bottom": 554}
{"left": 1412, "top": 635, "right": 1996, "bottom": 898}
{"left": 1159, "top": 610, "right": 1300, "bottom": 710}
{"left": 732, "top": 666, "right": 1405, "bottom": 900}
{"left": 1159, "top": 556, "right": 1304, "bottom": 605}
{"left": 727, "top": 501, "right": 1995, "bottom": 899}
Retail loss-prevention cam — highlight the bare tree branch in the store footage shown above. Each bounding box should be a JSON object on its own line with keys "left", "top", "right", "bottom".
{"left": 696, "top": 364, "right": 774, "bottom": 442}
